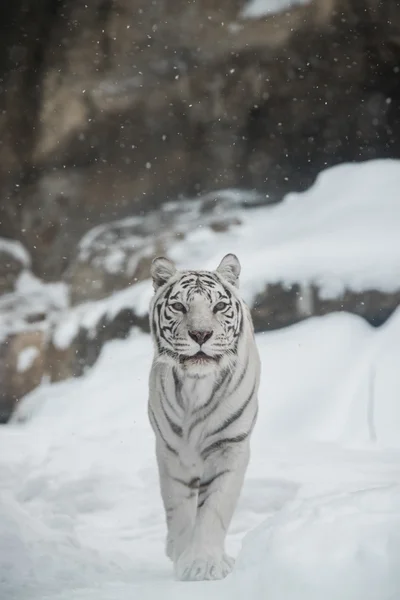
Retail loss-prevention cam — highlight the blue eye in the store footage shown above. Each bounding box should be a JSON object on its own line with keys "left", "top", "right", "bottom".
{"left": 171, "top": 302, "right": 186, "bottom": 313}
{"left": 214, "top": 301, "right": 227, "bottom": 312}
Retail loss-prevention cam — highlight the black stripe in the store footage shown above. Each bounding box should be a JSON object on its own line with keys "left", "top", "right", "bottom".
{"left": 172, "top": 367, "right": 184, "bottom": 409}
{"left": 198, "top": 490, "right": 216, "bottom": 509}
{"left": 193, "top": 367, "right": 229, "bottom": 414}
{"left": 149, "top": 407, "right": 178, "bottom": 456}
{"left": 160, "top": 376, "right": 181, "bottom": 419}
{"left": 198, "top": 273, "right": 218, "bottom": 284}
{"left": 197, "top": 496, "right": 209, "bottom": 509}
{"left": 201, "top": 432, "right": 249, "bottom": 460}
{"left": 230, "top": 353, "right": 250, "bottom": 394}
{"left": 163, "top": 284, "right": 175, "bottom": 301}
{"left": 207, "top": 382, "right": 256, "bottom": 438}
{"left": 156, "top": 304, "right": 166, "bottom": 341}
{"left": 172, "top": 476, "right": 200, "bottom": 489}
{"left": 158, "top": 348, "right": 180, "bottom": 362}
{"left": 161, "top": 399, "right": 183, "bottom": 437}
{"left": 199, "top": 469, "right": 230, "bottom": 491}
{"left": 187, "top": 368, "right": 232, "bottom": 437}
{"left": 213, "top": 365, "right": 235, "bottom": 398}
{"left": 152, "top": 280, "right": 176, "bottom": 341}
{"left": 235, "top": 302, "right": 244, "bottom": 338}
{"left": 187, "top": 411, "right": 207, "bottom": 438}
{"left": 152, "top": 309, "right": 163, "bottom": 354}
{"left": 198, "top": 367, "right": 236, "bottom": 423}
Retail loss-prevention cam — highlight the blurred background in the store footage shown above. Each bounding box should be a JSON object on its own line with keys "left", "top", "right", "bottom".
{"left": 1, "top": 0, "right": 400, "bottom": 422}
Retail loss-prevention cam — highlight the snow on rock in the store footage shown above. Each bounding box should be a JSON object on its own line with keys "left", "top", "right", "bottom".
{"left": 0, "top": 270, "right": 69, "bottom": 422}
{"left": 0, "top": 238, "right": 31, "bottom": 268}
{"left": 0, "top": 271, "right": 69, "bottom": 344}
{"left": 17, "top": 346, "right": 40, "bottom": 373}
{"left": 52, "top": 280, "right": 151, "bottom": 351}
{"left": 240, "top": 0, "right": 310, "bottom": 19}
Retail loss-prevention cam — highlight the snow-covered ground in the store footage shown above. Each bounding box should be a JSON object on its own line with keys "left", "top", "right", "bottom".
{"left": 2, "top": 308, "right": 400, "bottom": 600}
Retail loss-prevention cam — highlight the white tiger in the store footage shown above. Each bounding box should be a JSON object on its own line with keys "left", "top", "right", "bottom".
{"left": 148, "top": 253, "right": 261, "bottom": 581}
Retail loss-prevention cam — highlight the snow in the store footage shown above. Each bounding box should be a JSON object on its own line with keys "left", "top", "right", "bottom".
{"left": 234, "top": 482, "right": 400, "bottom": 600}
{"left": 52, "top": 280, "right": 151, "bottom": 350}
{"left": 74, "top": 189, "right": 260, "bottom": 276}
{"left": 17, "top": 346, "right": 40, "bottom": 373}
{"left": 241, "top": 0, "right": 310, "bottom": 19}
{"left": 2, "top": 308, "right": 400, "bottom": 599}
{"left": 15, "top": 271, "right": 69, "bottom": 310}
{"left": 0, "top": 270, "right": 69, "bottom": 344}
{"left": 0, "top": 237, "right": 31, "bottom": 267}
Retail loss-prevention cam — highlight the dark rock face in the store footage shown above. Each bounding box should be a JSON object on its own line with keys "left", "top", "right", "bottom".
{"left": 0, "top": 330, "right": 46, "bottom": 423}
{"left": 1, "top": 0, "right": 400, "bottom": 278}
{"left": 252, "top": 284, "right": 400, "bottom": 332}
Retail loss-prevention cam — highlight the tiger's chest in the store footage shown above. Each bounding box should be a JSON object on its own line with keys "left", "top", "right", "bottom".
{"left": 180, "top": 375, "right": 215, "bottom": 413}
{"left": 177, "top": 375, "right": 224, "bottom": 457}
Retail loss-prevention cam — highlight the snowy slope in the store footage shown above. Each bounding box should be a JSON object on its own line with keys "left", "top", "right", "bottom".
{"left": 2, "top": 309, "right": 400, "bottom": 599}
{"left": 168, "top": 159, "right": 400, "bottom": 303}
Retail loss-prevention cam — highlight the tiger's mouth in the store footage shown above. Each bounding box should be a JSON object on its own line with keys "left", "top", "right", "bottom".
{"left": 180, "top": 351, "right": 219, "bottom": 365}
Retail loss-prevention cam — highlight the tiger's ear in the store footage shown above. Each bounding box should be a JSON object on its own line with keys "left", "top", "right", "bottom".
{"left": 151, "top": 256, "right": 177, "bottom": 290}
{"left": 216, "top": 253, "right": 241, "bottom": 286}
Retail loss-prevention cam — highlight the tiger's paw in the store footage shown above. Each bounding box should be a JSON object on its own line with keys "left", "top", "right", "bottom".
{"left": 175, "top": 547, "right": 234, "bottom": 581}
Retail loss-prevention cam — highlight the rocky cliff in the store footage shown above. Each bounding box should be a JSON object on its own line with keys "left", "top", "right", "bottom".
{"left": 1, "top": 0, "right": 400, "bottom": 278}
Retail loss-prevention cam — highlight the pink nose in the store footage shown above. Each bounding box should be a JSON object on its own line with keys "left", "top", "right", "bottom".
{"left": 188, "top": 330, "right": 213, "bottom": 345}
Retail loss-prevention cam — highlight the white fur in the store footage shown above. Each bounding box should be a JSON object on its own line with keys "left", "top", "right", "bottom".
{"left": 148, "top": 255, "right": 261, "bottom": 581}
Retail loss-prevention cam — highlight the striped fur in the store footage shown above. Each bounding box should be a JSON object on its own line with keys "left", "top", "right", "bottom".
{"left": 148, "top": 254, "right": 261, "bottom": 581}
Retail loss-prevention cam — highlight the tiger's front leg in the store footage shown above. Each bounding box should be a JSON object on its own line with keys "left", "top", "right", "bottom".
{"left": 175, "top": 443, "right": 250, "bottom": 581}
{"left": 156, "top": 443, "right": 201, "bottom": 562}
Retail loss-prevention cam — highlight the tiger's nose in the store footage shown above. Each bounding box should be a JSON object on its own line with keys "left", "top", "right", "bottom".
{"left": 188, "top": 330, "right": 213, "bottom": 345}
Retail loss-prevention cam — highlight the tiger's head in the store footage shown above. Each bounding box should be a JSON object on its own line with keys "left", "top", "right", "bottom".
{"left": 149, "top": 254, "right": 244, "bottom": 373}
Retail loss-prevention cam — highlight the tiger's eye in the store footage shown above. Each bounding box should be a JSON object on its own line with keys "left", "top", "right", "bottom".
{"left": 214, "top": 301, "right": 227, "bottom": 312}
{"left": 171, "top": 302, "right": 186, "bottom": 313}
